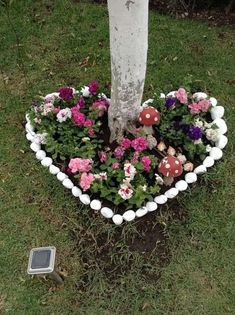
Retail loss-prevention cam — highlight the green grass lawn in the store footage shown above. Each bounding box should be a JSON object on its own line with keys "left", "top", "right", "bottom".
{"left": 0, "top": 1, "right": 235, "bottom": 314}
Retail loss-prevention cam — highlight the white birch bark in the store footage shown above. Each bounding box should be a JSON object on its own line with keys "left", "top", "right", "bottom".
{"left": 107, "top": 0, "right": 149, "bottom": 142}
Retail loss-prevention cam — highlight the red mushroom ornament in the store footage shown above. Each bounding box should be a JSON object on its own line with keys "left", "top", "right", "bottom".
{"left": 158, "top": 156, "right": 183, "bottom": 186}
{"left": 139, "top": 106, "right": 160, "bottom": 134}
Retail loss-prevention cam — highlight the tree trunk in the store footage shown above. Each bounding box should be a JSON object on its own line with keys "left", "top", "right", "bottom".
{"left": 107, "top": 0, "right": 149, "bottom": 142}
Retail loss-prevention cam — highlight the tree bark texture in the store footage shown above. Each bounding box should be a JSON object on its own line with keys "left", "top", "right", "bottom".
{"left": 107, "top": 0, "right": 149, "bottom": 142}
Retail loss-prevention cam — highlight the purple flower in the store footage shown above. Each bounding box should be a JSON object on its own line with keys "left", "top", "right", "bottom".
{"left": 76, "top": 97, "right": 85, "bottom": 109}
{"left": 165, "top": 97, "right": 177, "bottom": 108}
{"left": 114, "top": 146, "right": 125, "bottom": 159}
{"left": 58, "top": 87, "right": 74, "bottom": 101}
{"left": 187, "top": 126, "right": 202, "bottom": 140}
{"left": 88, "top": 81, "right": 99, "bottom": 95}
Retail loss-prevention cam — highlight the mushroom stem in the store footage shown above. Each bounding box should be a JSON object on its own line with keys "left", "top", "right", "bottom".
{"left": 163, "top": 176, "right": 174, "bottom": 186}
{"left": 143, "top": 125, "right": 153, "bottom": 135}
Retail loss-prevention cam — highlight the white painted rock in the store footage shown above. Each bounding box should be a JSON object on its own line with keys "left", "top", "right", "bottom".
{"left": 30, "top": 142, "right": 41, "bottom": 152}
{"left": 212, "top": 118, "right": 227, "bottom": 134}
{"left": 25, "top": 113, "right": 30, "bottom": 123}
{"left": 142, "top": 99, "right": 154, "bottom": 108}
{"left": 112, "top": 214, "right": 123, "bottom": 225}
{"left": 123, "top": 210, "right": 136, "bottom": 222}
{"left": 79, "top": 194, "right": 90, "bottom": 205}
{"left": 136, "top": 207, "right": 148, "bottom": 218}
{"left": 209, "top": 97, "right": 217, "bottom": 107}
{"left": 203, "top": 156, "right": 215, "bottom": 168}
{"left": 62, "top": 178, "right": 74, "bottom": 189}
{"left": 185, "top": 172, "right": 197, "bottom": 184}
{"left": 36, "top": 150, "right": 46, "bottom": 160}
{"left": 215, "top": 135, "right": 228, "bottom": 149}
{"left": 165, "top": 188, "right": 179, "bottom": 199}
{"left": 167, "top": 91, "right": 176, "bottom": 97}
{"left": 49, "top": 164, "right": 60, "bottom": 175}
{"left": 56, "top": 172, "right": 68, "bottom": 182}
{"left": 154, "top": 195, "right": 168, "bottom": 204}
{"left": 101, "top": 207, "right": 114, "bottom": 219}
{"left": 211, "top": 106, "right": 224, "bottom": 120}
{"left": 26, "top": 133, "right": 34, "bottom": 142}
{"left": 175, "top": 180, "right": 188, "bottom": 191}
{"left": 194, "top": 165, "right": 207, "bottom": 174}
{"left": 41, "top": 157, "right": 53, "bottom": 167}
{"left": 90, "top": 199, "right": 102, "bottom": 211}
{"left": 193, "top": 92, "right": 207, "bottom": 100}
{"left": 209, "top": 147, "right": 223, "bottom": 160}
{"left": 72, "top": 186, "right": 82, "bottom": 197}
{"left": 25, "top": 122, "right": 34, "bottom": 133}
{"left": 146, "top": 201, "right": 158, "bottom": 212}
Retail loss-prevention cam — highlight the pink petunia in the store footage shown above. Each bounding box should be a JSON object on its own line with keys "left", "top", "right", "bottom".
{"left": 88, "top": 128, "right": 95, "bottom": 136}
{"left": 80, "top": 172, "right": 94, "bottom": 191}
{"left": 188, "top": 102, "right": 202, "bottom": 114}
{"left": 68, "top": 158, "right": 92, "bottom": 173}
{"left": 175, "top": 88, "right": 188, "bottom": 104}
{"left": 120, "top": 138, "right": 132, "bottom": 149}
{"left": 112, "top": 162, "right": 120, "bottom": 170}
{"left": 98, "top": 151, "right": 107, "bottom": 163}
{"left": 131, "top": 137, "right": 148, "bottom": 152}
{"left": 141, "top": 156, "right": 151, "bottom": 172}
{"left": 71, "top": 107, "right": 86, "bottom": 126}
{"left": 198, "top": 99, "right": 210, "bottom": 112}
{"left": 88, "top": 80, "right": 99, "bottom": 95}
{"left": 114, "top": 146, "right": 125, "bottom": 159}
{"left": 84, "top": 119, "right": 94, "bottom": 127}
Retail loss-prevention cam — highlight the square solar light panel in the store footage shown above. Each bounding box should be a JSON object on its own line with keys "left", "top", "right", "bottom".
{"left": 27, "top": 246, "right": 56, "bottom": 274}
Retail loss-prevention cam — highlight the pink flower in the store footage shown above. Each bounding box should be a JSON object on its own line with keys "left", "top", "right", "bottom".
{"left": 141, "top": 156, "right": 151, "bottom": 172}
{"left": 198, "top": 99, "right": 210, "bottom": 112}
{"left": 131, "top": 137, "right": 148, "bottom": 152}
{"left": 88, "top": 128, "right": 95, "bottom": 136}
{"left": 68, "top": 158, "right": 92, "bottom": 173}
{"left": 80, "top": 172, "right": 94, "bottom": 191}
{"left": 84, "top": 119, "right": 94, "bottom": 127}
{"left": 91, "top": 99, "right": 109, "bottom": 117}
{"left": 131, "top": 151, "right": 139, "bottom": 164}
{"left": 114, "top": 146, "right": 125, "bottom": 159}
{"left": 71, "top": 107, "right": 86, "bottom": 126}
{"left": 112, "top": 162, "right": 120, "bottom": 170}
{"left": 188, "top": 102, "right": 202, "bottom": 114}
{"left": 118, "top": 184, "right": 133, "bottom": 200}
{"left": 58, "top": 87, "right": 74, "bottom": 101}
{"left": 175, "top": 88, "right": 188, "bottom": 104}
{"left": 88, "top": 80, "right": 99, "bottom": 95}
{"left": 98, "top": 151, "right": 107, "bottom": 163}
{"left": 53, "top": 107, "right": 60, "bottom": 114}
{"left": 120, "top": 138, "right": 132, "bottom": 149}
{"left": 76, "top": 97, "right": 85, "bottom": 109}
{"left": 124, "top": 163, "right": 136, "bottom": 180}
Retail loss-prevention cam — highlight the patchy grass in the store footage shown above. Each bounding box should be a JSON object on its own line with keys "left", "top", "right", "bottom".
{"left": 0, "top": 1, "right": 234, "bottom": 314}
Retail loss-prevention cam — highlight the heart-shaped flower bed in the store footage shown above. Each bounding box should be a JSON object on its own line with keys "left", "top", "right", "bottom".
{"left": 25, "top": 82, "right": 228, "bottom": 225}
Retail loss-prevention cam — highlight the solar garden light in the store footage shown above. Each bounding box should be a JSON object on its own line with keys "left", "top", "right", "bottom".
{"left": 27, "top": 246, "right": 64, "bottom": 284}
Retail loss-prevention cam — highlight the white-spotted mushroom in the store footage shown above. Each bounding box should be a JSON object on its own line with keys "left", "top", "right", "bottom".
{"left": 158, "top": 156, "right": 183, "bottom": 186}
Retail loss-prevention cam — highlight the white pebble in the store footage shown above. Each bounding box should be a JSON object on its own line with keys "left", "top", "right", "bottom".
{"left": 30, "top": 142, "right": 41, "bottom": 152}
{"left": 25, "top": 122, "right": 34, "bottom": 133}
{"left": 72, "top": 186, "right": 82, "bottom": 197}
{"left": 212, "top": 118, "right": 227, "bottom": 134}
{"left": 203, "top": 156, "right": 215, "bottom": 168}
{"left": 56, "top": 172, "right": 68, "bottom": 182}
{"left": 49, "top": 164, "right": 60, "bottom": 175}
{"left": 79, "top": 194, "right": 90, "bottom": 205}
{"left": 142, "top": 99, "right": 154, "bottom": 107}
{"left": 35, "top": 150, "right": 46, "bottom": 160}
{"left": 62, "top": 178, "right": 74, "bottom": 189}
{"left": 193, "top": 92, "right": 207, "bottom": 101}
{"left": 175, "top": 180, "right": 188, "bottom": 191}
{"left": 146, "top": 201, "right": 158, "bottom": 212}
{"left": 165, "top": 188, "right": 179, "bottom": 199}
{"left": 215, "top": 135, "right": 228, "bottom": 149}
{"left": 123, "top": 210, "right": 136, "bottom": 222}
{"left": 154, "top": 195, "right": 168, "bottom": 204}
{"left": 26, "top": 133, "right": 34, "bottom": 142}
{"left": 101, "top": 207, "right": 114, "bottom": 219}
{"left": 209, "top": 97, "right": 217, "bottom": 107}
{"left": 185, "top": 172, "right": 197, "bottom": 184}
{"left": 41, "top": 157, "right": 53, "bottom": 167}
{"left": 136, "top": 207, "right": 148, "bottom": 218}
{"left": 194, "top": 165, "right": 207, "bottom": 174}
{"left": 211, "top": 106, "right": 224, "bottom": 120}
{"left": 25, "top": 113, "right": 30, "bottom": 123}
{"left": 209, "top": 147, "right": 223, "bottom": 160}
{"left": 112, "top": 214, "right": 123, "bottom": 225}
{"left": 90, "top": 199, "right": 102, "bottom": 211}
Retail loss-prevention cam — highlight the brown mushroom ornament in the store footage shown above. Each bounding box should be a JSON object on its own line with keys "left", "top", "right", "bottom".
{"left": 158, "top": 156, "right": 183, "bottom": 186}
{"left": 139, "top": 106, "right": 160, "bottom": 135}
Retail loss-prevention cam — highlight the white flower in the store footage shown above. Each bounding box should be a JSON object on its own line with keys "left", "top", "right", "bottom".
{"left": 94, "top": 172, "right": 107, "bottom": 181}
{"left": 204, "top": 122, "right": 212, "bottom": 129}
{"left": 118, "top": 184, "right": 133, "bottom": 200}
{"left": 194, "top": 139, "right": 202, "bottom": 145}
{"left": 82, "top": 137, "right": 90, "bottom": 142}
{"left": 194, "top": 118, "right": 204, "bottom": 129}
{"left": 81, "top": 86, "right": 91, "bottom": 97}
{"left": 34, "top": 132, "right": 48, "bottom": 144}
{"left": 44, "top": 92, "right": 60, "bottom": 103}
{"left": 206, "top": 144, "right": 212, "bottom": 152}
{"left": 42, "top": 102, "right": 55, "bottom": 116}
{"left": 177, "top": 153, "right": 187, "bottom": 164}
{"left": 205, "top": 128, "right": 219, "bottom": 142}
{"left": 142, "top": 185, "right": 147, "bottom": 192}
{"left": 56, "top": 108, "right": 72, "bottom": 123}
{"left": 155, "top": 173, "right": 164, "bottom": 185}
{"left": 124, "top": 163, "right": 137, "bottom": 180}
{"left": 34, "top": 117, "right": 41, "bottom": 124}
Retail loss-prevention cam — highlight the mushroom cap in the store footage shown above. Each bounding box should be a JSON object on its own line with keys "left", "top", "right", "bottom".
{"left": 139, "top": 106, "right": 160, "bottom": 126}
{"left": 158, "top": 156, "right": 183, "bottom": 177}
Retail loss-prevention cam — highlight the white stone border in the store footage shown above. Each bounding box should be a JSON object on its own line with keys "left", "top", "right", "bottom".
{"left": 25, "top": 93, "right": 228, "bottom": 225}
